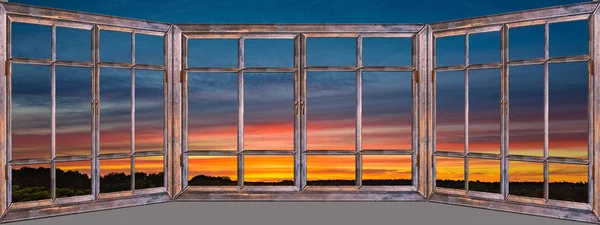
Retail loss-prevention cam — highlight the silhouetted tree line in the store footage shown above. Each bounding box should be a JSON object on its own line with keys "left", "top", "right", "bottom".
{"left": 11, "top": 167, "right": 164, "bottom": 203}
{"left": 189, "top": 174, "right": 412, "bottom": 186}
{"left": 436, "top": 179, "right": 588, "bottom": 203}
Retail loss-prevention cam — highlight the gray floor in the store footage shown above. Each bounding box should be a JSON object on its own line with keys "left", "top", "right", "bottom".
{"left": 7, "top": 202, "right": 590, "bottom": 225}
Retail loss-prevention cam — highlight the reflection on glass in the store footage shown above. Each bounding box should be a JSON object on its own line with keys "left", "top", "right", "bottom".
{"left": 469, "top": 69, "right": 501, "bottom": 154}
{"left": 436, "top": 71, "right": 464, "bottom": 153}
{"left": 12, "top": 64, "right": 51, "bottom": 159}
{"left": 245, "top": 73, "right": 294, "bottom": 151}
{"left": 307, "top": 72, "right": 355, "bottom": 150}
{"left": 56, "top": 161, "right": 91, "bottom": 198}
{"left": 135, "top": 156, "right": 164, "bottom": 189}
{"left": 468, "top": 158, "right": 500, "bottom": 193}
{"left": 188, "top": 156, "right": 237, "bottom": 186}
{"left": 306, "top": 155, "right": 355, "bottom": 186}
{"left": 12, "top": 164, "right": 51, "bottom": 202}
{"left": 244, "top": 156, "right": 293, "bottom": 186}
{"left": 362, "top": 72, "right": 411, "bottom": 150}
{"left": 508, "top": 161, "right": 543, "bottom": 198}
{"left": 509, "top": 65, "right": 544, "bottom": 157}
{"left": 362, "top": 155, "right": 411, "bottom": 186}
{"left": 244, "top": 39, "right": 293, "bottom": 68}
{"left": 100, "top": 68, "right": 131, "bottom": 154}
{"left": 188, "top": 73, "right": 238, "bottom": 151}
{"left": 135, "top": 70, "right": 164, "bottom": 152}
{"left": 549, "top": 163, "right": 588, "bottom": 203}
{"left": 100, "top": 158, "right": 131, "bottom": 193}
{"left": 56, "top": 66, "right": 92, "bottom": 157}
{"left": 549, "top": 62, "right": 588, "bottom": 158}
{"left": 307, "top": 38, "right": 355, "bottom": 66}
{"left": 435, "top": 157, "right": 464, "bottom": 189}
{"left": 362, "top": 37, "right": 411, "bottom": 66}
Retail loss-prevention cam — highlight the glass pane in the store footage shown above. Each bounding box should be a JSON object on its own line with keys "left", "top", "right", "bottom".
{"left": 188, "top": 73, "right": 238, "bottom": 151}
{"left": 100, "top": 158, "right": 131, "bottom": 193}
{"left": 549, "top": 62, "right": 588, "bottom": 158}
{"left": 435, "top": 157, "right": 464, "bottom": 189}
{"left": 12, "top": 164, "right": 51, "bottom": 203}
{"left": 100, "top": 30, "right": 131, "bottom": 63}
{"left": 468, "top": 158, "right": 500, "bottom": 193}
{"left": 56, "top": 66, "right": 92, "bottom": 156}
{"left": 306, "top": 155, "right": 355, "bottom": 186}
{"left": 509, "top": 25, "right": 544, "bottom": 60}
{"left": 362, "top": 37, "right": 411, "bottom": 66}
{"left": 57, "top": 27, "right": 91, "bottom": 62}
{"left": 56, "top": 161, "right": 91, "bottom": 198}
{"left": 135, "top": 34, "right": 164, "bottom": 65}
{"left": 244, "top": 156, "right": 294, "bottom": 186}
{"left": 244, "top": 73, "right": 294, "bottom": 151}
{"left": 100, "top": 68, "right": 131, "bottom": 154}
{"left": 435, "top": 35, "right": 464, "bottom": 67}
{"left": 469, "top": 69, "right": 501, "bottom": 154}
{"left": 549, "top": 163, "right": 588, "bottom": 203}
{"left": 362, "top": 155, "right": 411, "bottom": 186}
{"left": 188, "top": 156, "right": 237, "bottom": 186}
{"left": 362, "top": 72, "right": 411, "bottom": 150}
{"left": 469, "top": 32, "right": 500, "bottom": 65}
{"left": 135, "top": 156, "right": 164, "bottom": 189}
{"left": 307, "top": 72, "right": 355, "bottom": 151}
{"left": 188, "top": 39, "right": 238, "bottom": 68}
{"left": 508, "top": 161, "right": 543, "bottom": 198}
{"left": 307, "top": 38, "right": 355, "bottom": 66}
{"left": 12, "top": 23, "right": 51, "bottom": 59}
{"left": 12, "top": 64, "right": 51, "bottom": 159}
{"left": 135, "top": 70, "right": 164, "bottom": 152}
{"left": 509, "top": 65, "right": 544, "bottom": 157}
{"left": 244, "top": 39, "right": 293, "bottom": 68}
{"left": 436, "top": 71, "right": 464, "bottom": 153}
{"left": 550, "top": 20, "right": 588, "bottom": 57}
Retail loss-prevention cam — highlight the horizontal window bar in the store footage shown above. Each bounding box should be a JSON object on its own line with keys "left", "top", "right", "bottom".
{"left": 184, "top": 33, "right": 298, "bottom": 39}
{"left": 8, "top": 199, "right": 53, "bottom": 211}
{"left": 97, "top": 24, "right": 166, "bottom": 36}
{"left": 186, "top": 67, "right": 239, "bottom": 73}
{"left": 506, "top": 194, "right": 547, "bottom": 205}
{"left": 8, "top": 14, "right": 94, "bottom": 30}
{"left": 186, "top": 150, "right": 237, "bottom": 156}
{"left": 135, "top": 64, "right": 165, "bottom": 71}
{"left": 131, "top": 187, "right": 168, "bottom": 195}
{"left": 305, "top": 66, "right": 358, "bottom": 72}
{"left": 98, "top": 62, "right": 134, "bottom": 69}
{"left": 507, "top": 155, "right": 544, "bottom": 162}
{"left": 361, "top": 66, "right": 415, "bottom": 72}
{"left": 434, "top": 187, "right": 467, "bottom": 195}
{"left": 54, "top": 155, "right": 92, "bottom": 162}
{"left": 434, "top": 65, "right": 466, "bottom": 72}
{"left": 467, "top": 63, "right": 503, "bottom": 70}
{"left": 360, "top": 149, "right": 413, "bottom": 155}
{"left": 434, "top": 151, "right": 464, "bottom": 158}
{"left": 434, "top": 25, "right": 503, "bottom": 38}
{"left": 52, "top": 195, "right": 95, "bottom": 205}
{"left": 176, "top": 191, "right": 426, "bottom": 201}
{"left": 133, "top": 151, "right": 164, "bottom": 157}
{"left": 466, "top": 190, "right": 503, "bottom": 200}
{"left": 97, "top": 153, "right": 131, "bottom": 160}
{"left": 506, "top": 14, "right": 590, "bottom": 28}
{"left": 242, "top": 68, "right": 297, "bottom": 73}
{"left": 467, "top": 152, "right": 501, "bottom": 160}
{"left": 9, "top": 158, "right": 51, "bottom": 165}
{"left": 546, "top": 156, "right": 588, "bottom": 165}
{"left": 241, "top": 150, "right": 295, "bottom": 155}
{"left": 55, "top": 60, "right": 93, "bottom": 68}
{"left": 11, "top": 58, "right": 52, "bottom": 65}
{"left": 547, "top": 55, "right": 590, "bottom": 64}
{"left": 507, "top": 58, "right": 546, "bottom": 66}
{"left": 304, "top": 150, "right": 357, "bottom": 155}
{"left": 429, "top": 2, "right": 596, "bottom": 31}
{"left": 175, "top": 24, "right": 425, "bottom": 33}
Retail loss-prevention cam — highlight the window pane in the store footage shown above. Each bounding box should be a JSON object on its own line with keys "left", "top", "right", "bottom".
{"left": 307, "top": 38, "right": 355, "bottom": 66}
{"left": 469, "top": 69, "right": 501, "bottom": 154}
{"left": 12, "top": 23, "right": 51, "bottom": 59}
{"left": 362, "top": 37, "right": 411, "bottom": 66}
{"left": 135, "top": 156, "right": 164, "bottom": 189}
{"left": 188, "top": 39, "right": 238, "bottom": 68}
{"left": 135, "top": 70, "right": 164, "bottom": 152}
{"left": 12, "top": 164, "right": 51, "bottom": 203}
{"left": 549, "top": 163, "right": 588, "bottom": 203}
{"left": 469, "top": 32, "right": 500, "bottom": 65}
{"left": 306, "top": 155, "right": 355, "bottom": 186}
{"left": 188, "top": 156, "right": 237, "bottom": 186}
{"left": 56, "top": 66, "right": 92, "bottom": 156}
{"left": 12, "top": 64, "right": 51, "bottom": 159}
{"left": 244, "top": 73, "right": 294, "bottom": 151}
{"left": 57, "top": 27, "right": 91, "bottom": 62}
{"left": 469, "top": 158, "right": 500, "bottom": 193}
{"left": 100, "top": 30, "right": 131, "bottom": 63}
{"left": 509, "top": 65, "right": 544, "bottom": 157}
{"left": 188, "top": 73, "right": 238, "bottom": 151}
{"left": 244, "top": 156, "right": 294, "bottom": 186}
{"left": 550, "top": 20, "right": 588, "bottom": 57}
{"left": 509, "top": 25, "right": 544, "bottom": 60}
{"left": 435, "top": 157, "right": 464, "bottom": 189}
{"left": 549, "top": 62, "right": 588, "bottom": 158}
{"left": 135, "top": 34, "right": 164, "bottom": 65}
{"left": 435, "top": 35, "right": 464, "bottom": 67}
{"left": 362, "top": 72, "right": 411, "bottom": 150}
{"left": 509, "top": 161, "right": 543, "bottom": 198}
{"left": 100, "top": 68, "right": 131, "bottom": 154}
{"left": 307, "top": 72, "right": 355, "bottom": 150}
{"left": 100, "top": 158, "right": 131, "bottom": 193}
{"left": 244, "top": 39, "right": 293, "bottom": 68}
{"left": 362, "top": 155, "right": 411, "bottom": 186}
{"left": 56, "top": 161, "right": 91, "bottom": 198}
{"left": 436, "top": 71, "right": 464, "bottom": 153}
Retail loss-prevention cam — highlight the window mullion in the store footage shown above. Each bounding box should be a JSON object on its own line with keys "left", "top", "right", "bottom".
{"left": 130, "top": 31, "right": 136, "bottom": 193}
{"left": 355, "top": 35, "right": 363, "bottom": 188}
{"left": 237, "top": 37, "right": 244, "bottom": 188}
{"left": 50, "top": 23, "right": 57, "bottom": 201}
{"left": 543, "top": 22, "right": 550, "bottom": 202}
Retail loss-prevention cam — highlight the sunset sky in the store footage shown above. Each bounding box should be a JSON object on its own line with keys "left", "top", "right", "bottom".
{"left": 8, "top": 0, "right": 591, "bottom": 185}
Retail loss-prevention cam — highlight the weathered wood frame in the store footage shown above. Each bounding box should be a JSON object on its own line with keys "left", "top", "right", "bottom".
{"left": 0, "top": 1, "right": 597, "bottom": 224}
